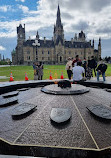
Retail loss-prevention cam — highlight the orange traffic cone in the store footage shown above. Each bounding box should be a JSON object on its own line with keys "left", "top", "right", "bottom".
{"left": 49, "top": 72, "right": 53, "bottom": 80}
{"left": 9, "top": 72, "right": 14, "bottom": 82}
{"left": 25, "top": 72, "right": 29, "bottom": 81}
{"left": 61, "top": 72, "right": 64, "bottom": 79}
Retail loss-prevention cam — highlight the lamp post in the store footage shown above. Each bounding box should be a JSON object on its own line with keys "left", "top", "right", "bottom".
{"left": 32, "top": 39, "right": 40, "bottom": 61}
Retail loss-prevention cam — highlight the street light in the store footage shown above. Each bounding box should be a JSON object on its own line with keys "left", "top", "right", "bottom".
{"left": 32, "top": 39, "right": 40, "bottom": 61}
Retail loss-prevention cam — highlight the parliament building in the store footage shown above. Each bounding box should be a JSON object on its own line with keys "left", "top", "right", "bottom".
{"left": 12, "top": 5, "right": 101, "bottom": 65}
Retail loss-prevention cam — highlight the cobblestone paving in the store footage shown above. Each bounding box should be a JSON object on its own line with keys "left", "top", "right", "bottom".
{"left": 1, "top": 81, "right": 111, "bottom": 153}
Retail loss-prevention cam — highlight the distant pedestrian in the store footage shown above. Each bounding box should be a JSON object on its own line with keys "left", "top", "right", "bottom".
{"left": 33, "top": 62, "right": 36, "bottom": 75}
{"left": 96, "top": 60, "right": 107, "bottom": 81}
{"left": 89, "top": 56, "right": 97, "bottom": 77}
{"left": 86, "top": 62, "right": 92, "bottom": 80}
{"left": 82, "top": 58, "right": 87, "bottom": 77}
{"left": 72, "top": 61, "right": 85, "bottom": 81}
{"left": 72, "top": 55, "right": 82, "bottom": 67}
{"left": 34, "top": 62, "right": 39, "bottom": 80}
{"left": 66, "top": 57, "right": 73, "bottom": 80}
{"left": 38, "top": 62, "right": 43, "bottom": 80}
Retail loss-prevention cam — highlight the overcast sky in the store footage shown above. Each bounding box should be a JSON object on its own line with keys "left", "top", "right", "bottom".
{"left": 0, "top": 0, "right": 111, "bottom": 60}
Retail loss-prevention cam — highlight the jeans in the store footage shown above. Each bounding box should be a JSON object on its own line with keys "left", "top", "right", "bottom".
{"left": 67, "top": 70, "right": 72, "bottom": 80}
{"left": 97, "top": 71, "right": 105, "bottom": 81}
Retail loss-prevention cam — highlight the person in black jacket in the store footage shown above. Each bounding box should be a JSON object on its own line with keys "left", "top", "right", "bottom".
{"left": 89, "top": 56, "right": 97, "bottom": 77}
{"left": 96, "top": 60, "right": 107, "bottom": 81}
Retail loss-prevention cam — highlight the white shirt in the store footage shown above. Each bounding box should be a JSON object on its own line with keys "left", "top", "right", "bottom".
{"left": 72, "top": 66, "right": 85, "bottom": 81}
{"left": 66, "top": 60, "right": 72, "bottom": 70}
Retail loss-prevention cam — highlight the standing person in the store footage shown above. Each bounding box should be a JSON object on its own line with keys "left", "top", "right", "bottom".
{"left": 86, "top": 62, "right": 92, "bottom": 80}
{"left": 33, "top": 62, "right": 36, "bottom": 74}
{"left": 96, "top": 60, "right": 107, "bottom": 81}
{"left": 66, "top": 57, "right": 73, "bottom": 80}
{"left": 38, "top": 62, "right": 43, "bottom": 80}
{"left": 89, "top": 56, "right": 97, "bottom": 77}
{"left": 72, "top": 61, "right": 85, "bottom": 81}
{"left": 72, "top": 55, "right": 82, "bottom": 67}
{"left": 34, "top": 62, "right": 39, "bottom": 80}
{"left": 82, "top": 58, "right": 87, "bottom": 77}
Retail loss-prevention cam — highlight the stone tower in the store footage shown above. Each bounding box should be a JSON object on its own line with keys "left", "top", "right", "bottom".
{"left": 98, "top": 37, "right": 101, "bottom": 61}
{"left": 16, "top": 24, "right": 25, "bottom": 64}
{"left": 53, "top": 4, "right": 64, "bottom": 44}
{"left": 53, "top": 4, "right": 65, "bottom": 63}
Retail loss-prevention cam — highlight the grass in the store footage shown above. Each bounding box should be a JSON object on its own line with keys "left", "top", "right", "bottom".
{"left": 0, "top": 65, "right": 68, "bottom": 82}
{"left": 0, "top": 64, "right": 111, "bottom": 82}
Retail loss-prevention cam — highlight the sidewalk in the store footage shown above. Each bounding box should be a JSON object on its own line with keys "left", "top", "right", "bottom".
{"left": 0, "top": 76, "right": 111, "bottom": 86}
{"left": 0, "top": 156, "right": 46, "bottom": 158}
{"left": 91, "top": 76, "right": 111, "bottom": 82}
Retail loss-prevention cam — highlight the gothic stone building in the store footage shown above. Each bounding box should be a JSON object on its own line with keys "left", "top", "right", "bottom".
{"left": 12, "top": 5, "right": 101, "bottom": 65}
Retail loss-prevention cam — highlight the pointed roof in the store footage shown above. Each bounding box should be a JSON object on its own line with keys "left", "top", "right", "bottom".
{"left": 36, "top": 31, "right": 39, "bottom": 39}
{"left": 57, "top": 4, "right": 60, "bottom": 17}
{"left": 56, "top": 4, "right": 62, "bottom": 27}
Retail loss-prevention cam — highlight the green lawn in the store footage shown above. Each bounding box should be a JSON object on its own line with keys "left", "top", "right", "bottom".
{"left": 0, "top": 65, "right": 68, "bottom": 82}
{"left": 0, "top": 64, "right": 111, "bottom": 82}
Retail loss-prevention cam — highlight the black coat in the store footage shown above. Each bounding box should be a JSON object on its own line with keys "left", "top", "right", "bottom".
{"left": 88, "top": 59, "right": 97, "bottom": 69}
{"left": 96, "top": 64, "right": 107, "bottom": 73}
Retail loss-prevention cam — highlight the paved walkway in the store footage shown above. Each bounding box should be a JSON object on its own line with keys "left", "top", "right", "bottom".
{"left": 91, "top": 76, "right": 111, "bottom": 82}
{"left": 0, "top": 156, "right": 45, "bottom": 158}
{"left": 0, "top": 76, "right": 111, "bottom": 85}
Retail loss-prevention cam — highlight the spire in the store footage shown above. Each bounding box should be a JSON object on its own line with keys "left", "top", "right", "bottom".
{"left": 56, "top": 4, "right": 61, "bottom": 27}
{"left": 36, "top": 31, "right": 39, "bottom": 39}
{"left": 98, "top": 37, "right": 101, "bottom": 46}
{"left": 53, "top": 4, "right": 64, "bottom": 44}
{"left": 57, "top": 4, "right": 60, "bottom": 17}
{"left": 93, "top": 39, "right": 94, "bottom": 47}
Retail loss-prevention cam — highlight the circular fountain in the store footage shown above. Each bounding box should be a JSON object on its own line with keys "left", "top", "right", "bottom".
{"left": 41, "top": 80, "right": 90, "bottom": 95}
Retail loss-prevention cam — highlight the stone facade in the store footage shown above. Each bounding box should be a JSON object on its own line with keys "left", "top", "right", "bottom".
{"left": 12, "top": 5, "right": 101, "bottom": 65}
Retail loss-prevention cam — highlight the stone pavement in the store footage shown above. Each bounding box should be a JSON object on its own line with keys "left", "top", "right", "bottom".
{"left": 91, "top": 76, "right": 111, "bottom": 82}
{"left": 0, "top": 156, "right": 45, "bottom": 158}
{"left": 0, "top": 76, "right": 111, "bottom": 85}
{"left": 0, "top": 78, "right": 111, "bottom": 158}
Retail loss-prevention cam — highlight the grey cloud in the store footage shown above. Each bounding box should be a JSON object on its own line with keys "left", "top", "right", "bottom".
{"left": 48, "top": 0, "right": 58, "bottom": 10}
{"left": 71, "top": 21, "right": 89, "bottom": 31}
{"left": 90, "top": 0, "right": 111, "bottom": 12}
{"left": 62, "top": 0, "right": 111, "bottom": 12}
{"left": 26, "top": 26, "right": 54, "bottom": 39}
{"left": 38, "top": 26, "right": 53, "bottom": 38}
{"left": 96, "top": 27, "right": 111, "bottom": 34}
{"left": 62, "top": 12, "right": 74, "bottom": 19}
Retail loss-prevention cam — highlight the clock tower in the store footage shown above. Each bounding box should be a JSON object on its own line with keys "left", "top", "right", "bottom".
{"left": 16, "top": 24, "right": 25, "bottom": 64}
